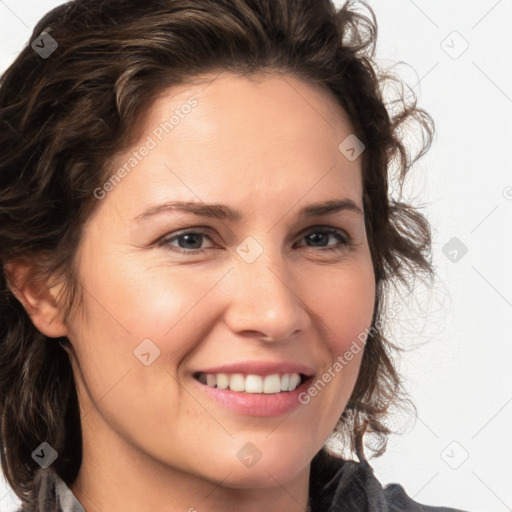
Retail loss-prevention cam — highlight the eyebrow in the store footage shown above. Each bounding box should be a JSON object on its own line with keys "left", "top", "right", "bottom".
{"left": 134, "top": 198, "right": 363, "bottom": 223}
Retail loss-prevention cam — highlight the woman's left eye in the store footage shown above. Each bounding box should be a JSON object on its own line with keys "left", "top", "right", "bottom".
{"left": 157, "top": 226, "right": 351, "bottom": 254}
{"left": 298, "top": 228, "right": 350, "bottom": 251}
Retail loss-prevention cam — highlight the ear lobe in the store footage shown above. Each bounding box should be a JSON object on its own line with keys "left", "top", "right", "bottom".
{"left": 4, "top": 261, "right": 69, "bottom": 338}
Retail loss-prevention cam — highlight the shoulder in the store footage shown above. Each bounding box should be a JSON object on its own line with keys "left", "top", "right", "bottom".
{"left": 383, "top": 482, "right": 470, "bottom": 512}
{"left": 309, "top": 448, "right": 471, "bottom": 512}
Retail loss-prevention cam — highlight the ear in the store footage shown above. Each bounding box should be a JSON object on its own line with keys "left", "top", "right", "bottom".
{"left": 4, "top": 260, "right": 69, "bottom": 338}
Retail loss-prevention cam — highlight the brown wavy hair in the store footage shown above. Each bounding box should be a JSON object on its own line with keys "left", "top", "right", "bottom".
{"left": 0, "top": 0, "right": 434, "bottom": 508}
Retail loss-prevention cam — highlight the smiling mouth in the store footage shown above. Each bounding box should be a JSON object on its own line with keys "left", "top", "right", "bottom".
{"left": 193, "top": 371, "right": 309, "bottom": 394}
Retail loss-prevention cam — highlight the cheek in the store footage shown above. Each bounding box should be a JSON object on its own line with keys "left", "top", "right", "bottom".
{"left": 66, "top": 256, "right": 221, "bottom": 442}
{"left": 291, "top": 265, "right": 374, "bottom": 449}
{"left": 76, "top": 252, "right": 229, "bottom": 345}
{"left": 310, "top": 260, "right": 375, "bottom": 396}
{"left": 66, "top": 256, "right": 230, "bottom": 410}
{"left": 312, "top": 261, "right": 375, "bottom": 355}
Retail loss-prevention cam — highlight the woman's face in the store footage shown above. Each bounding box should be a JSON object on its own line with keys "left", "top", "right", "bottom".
{"left": 65, "top": 71, "right": 375, "bottom": 488}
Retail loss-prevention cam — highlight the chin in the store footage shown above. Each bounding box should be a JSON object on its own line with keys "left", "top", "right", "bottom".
{"left": 207, "top": 450, "right": 312, "bottom": 489}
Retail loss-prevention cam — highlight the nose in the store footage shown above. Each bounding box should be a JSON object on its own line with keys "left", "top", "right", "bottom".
{"left": 222, "top": 241, "right": 311, "bottom": 342}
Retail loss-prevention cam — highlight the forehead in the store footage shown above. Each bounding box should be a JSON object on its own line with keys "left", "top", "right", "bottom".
{"left": 147, "top": 70, "right": 355, "bottom": 147}
{"left": 97, "top": 71, "right": 363, "bottom": 221}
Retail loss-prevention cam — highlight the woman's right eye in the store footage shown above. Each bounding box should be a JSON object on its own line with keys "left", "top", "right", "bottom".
{"left": 158, "top": 229, "right": 216, "bottom": 254}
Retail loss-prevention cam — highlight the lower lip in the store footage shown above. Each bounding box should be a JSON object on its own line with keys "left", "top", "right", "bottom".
{"left": 192, "top": 376, "right": 313, "bottom": 417}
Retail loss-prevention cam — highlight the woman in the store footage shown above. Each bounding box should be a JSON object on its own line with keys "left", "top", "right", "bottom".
{"left": 0, "top": 0, "right": 468, "bottom": 511}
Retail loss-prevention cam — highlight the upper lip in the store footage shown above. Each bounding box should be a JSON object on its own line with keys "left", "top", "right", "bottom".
{"left": 193, "top": 361, "right": 315, "bottom": 378}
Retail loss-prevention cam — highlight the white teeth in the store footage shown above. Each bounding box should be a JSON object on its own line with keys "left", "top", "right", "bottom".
{"left": 245, "top": 375, "right": 263, "bottom": 393}
{"left": 229, "top": 374, "right": 245, "bottom": 392}
{"left": 280, "top": 373, "right": 290, "bottom": 391}
{"left": 199, "top": 372, "right": 304, "bottom": 393}
{"left": 216, "top": 373, "right": 229, "bottom": 390}
{"left": 263, "top": 374, "right": 281, "bottom": 394}
{"left": 288, "top": 373, "right": 301, "bottom": 391}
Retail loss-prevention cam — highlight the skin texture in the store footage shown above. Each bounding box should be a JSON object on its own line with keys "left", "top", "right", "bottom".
{"left": 10, "top": 71, "right": 376, "bottom": 512}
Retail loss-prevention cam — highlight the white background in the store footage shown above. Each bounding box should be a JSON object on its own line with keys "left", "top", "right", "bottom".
{"left": 0, "top": 1, "right": 511, "bottom": 511}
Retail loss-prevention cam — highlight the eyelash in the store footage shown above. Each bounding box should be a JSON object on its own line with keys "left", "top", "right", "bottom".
{"left": 156, "top": 226, "right": 353, "bottom": 255}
